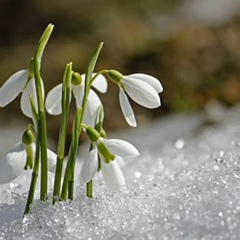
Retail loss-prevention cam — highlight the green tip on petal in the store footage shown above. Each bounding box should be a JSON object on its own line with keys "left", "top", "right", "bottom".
{"left": 97, "top": 142, "right": 115, "bottom": 163}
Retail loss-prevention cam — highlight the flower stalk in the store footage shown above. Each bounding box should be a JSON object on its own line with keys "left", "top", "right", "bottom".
{"left": 33, "top": 23, "right": 54, "bottom": 200}
{"left": 52, "top": 62, "right": 72, "bottom": 204}
{"left": 24, "top": 96, "right": 40, "bottom": 214}
{"left": 61, "top": 107, "right": 82, "bottom": 200}
{"left": 61, "top": 42, "right": 104, "bottom": 200}
{"left": 24, "top": 128, "right": 40, "bottom": 214}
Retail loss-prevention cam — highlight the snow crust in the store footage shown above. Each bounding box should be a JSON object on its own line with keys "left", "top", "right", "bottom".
{"left": 1, "top": 105, "right": 240, "bottom": 239}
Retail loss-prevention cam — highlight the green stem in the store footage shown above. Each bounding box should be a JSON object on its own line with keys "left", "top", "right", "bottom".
{"left": 24, "top": 94, "right": 40, "bottom": 215}
{"left": 88, "top": 69, "right": 107, "bottom": 86}
{"left": 87, "top": 180, "right": 94, "bottom": 198}
{"left": 33, "top": 24, "right": 54, "bottom": 201}
{"left": 67, "top": 83, "right": 90, "bottom": 200}
{"left": 61, "top": 42, "right": 103, "bottom": 201}
{"left": 61, "top": 108, "right": 82, "bottom": 200}
{"left": 52, "top": 63, "right": 72, "bottom": 204}
{"left": 61, "top": 72, "right": 93, "bottom": 201}
{"left": 24, "top": 127, "right": 40, "bottom": 215}
{"left": 85, "top": 143, "right": 95, "bottom": 198}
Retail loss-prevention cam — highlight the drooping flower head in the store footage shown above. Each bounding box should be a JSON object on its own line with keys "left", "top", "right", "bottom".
{"left": 0, "top": 61, "right": 39, "bottom": 119}
{"left": 107, "top": 70, "right": 163, "bottom": 127}
{"left": 45, "top": 72, "right": 107, "bottom": 127}
{"left": 81, "top": 126, "right": 139, "bottom": 191}
{"left": 0, "top": 127, "right": 56, "bottom": 184}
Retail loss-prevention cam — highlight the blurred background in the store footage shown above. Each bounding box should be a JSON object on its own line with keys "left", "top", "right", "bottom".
{"left": 0, "top": 0, "right": 240, "bottom": 143}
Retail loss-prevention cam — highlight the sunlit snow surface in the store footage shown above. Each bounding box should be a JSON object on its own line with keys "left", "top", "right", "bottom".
{"left": 1, "top": 105, "right": 240, "bottom": 240}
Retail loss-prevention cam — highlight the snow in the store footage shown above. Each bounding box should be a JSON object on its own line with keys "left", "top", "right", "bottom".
{"left": 1, "top": 104, "right": 240, "bottom": 239}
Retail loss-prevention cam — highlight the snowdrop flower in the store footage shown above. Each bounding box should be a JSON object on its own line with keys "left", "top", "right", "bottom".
{"left": 0, "top": 142, "right": 57, "bottom": 184}
{"left": 107, "top": 70, "right": 163, "bottom": 127}
{"left": 0, "top": 68, "right": 38, "bottom": 118}
{"left": 45, "top": 72, "right": 107, "bottom": 126}
{"left": 81, "top": 127, "right": 139, "bottom": 191}
{"left": 0, "top": 125, "right": 56, "bottom": 184}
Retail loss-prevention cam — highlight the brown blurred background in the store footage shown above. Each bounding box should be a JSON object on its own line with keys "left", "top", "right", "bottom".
{"left": 0, "top": 0, "right": 240, "bottom": 141}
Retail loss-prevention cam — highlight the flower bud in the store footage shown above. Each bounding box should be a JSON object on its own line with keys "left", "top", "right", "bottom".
{"left": 86, "top": 127, "right": 100, "bottom": 142}
{"left": 71, "top": 72, "right": 82, "bottom": 85}
{"left": 107, "top": 70, "right": 123, "bottom": 84}
{"left": 22, "top": 128, "right": 35, "bottom": 145}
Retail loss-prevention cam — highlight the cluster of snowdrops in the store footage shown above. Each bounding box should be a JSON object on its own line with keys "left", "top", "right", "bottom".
{"left": 0, "top": 24, "right": 163, "bottom": 214}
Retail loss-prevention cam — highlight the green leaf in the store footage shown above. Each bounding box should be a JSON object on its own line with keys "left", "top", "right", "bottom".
{"left": 85, "top": 42, "right": 104, "bottom": 90}
{"left": 34, "top": 24, "right": 54, "bottom": 65}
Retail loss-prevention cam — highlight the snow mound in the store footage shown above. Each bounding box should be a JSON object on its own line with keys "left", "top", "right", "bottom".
{"left": 1, "top": 105, "right": 240, "bottom": 239}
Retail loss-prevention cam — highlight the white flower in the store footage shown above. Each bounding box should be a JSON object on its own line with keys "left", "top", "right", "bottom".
{"left": 121, "top": 74, "right": 162, "bottom": 127}
{"left": 81, "top": 137, "right": 139, "bottom": 191}
{"left": 81, "top": 148, "right": 99, "bottom": 184}
{"left": 108, "top": 71, "right": 163, "bottom": 127}
{"left": 45, "top": 73, "right": 107, "bottom": 126}
{"left": 100, "top": 137, "right": 139, "bottom": 157}
{"left": 101, "top": 157, "right": 126, "bottom": 191}
{"left": 20, "top": 77, "right": 38, "bottom": 118}
{"left": 0, "top": 142, "right": 57, "bottom": 184}
{"left": 0, "top": 69, "right": 38, "bottom": 118}
{"left": 45, "top": 83, "right": 63, "bottom": 115}
{"left": 73, "top": 85, "right": 102, "bottom": 127}
{"left": 89, "top": 73, "right": 108, "bottom": 94}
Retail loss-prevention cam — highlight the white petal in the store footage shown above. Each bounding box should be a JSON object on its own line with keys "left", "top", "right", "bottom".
{"left": 0, "top": 142, "right": 26, "bottom": 184}
{"left": 45, "top": 84, "right": 63, "bottom": 115}
{"left": 81, "top": 73, "right": 108, "bottom": 94}
{"left": 115, "top": 156, "right": 126, "bottom": 168}
{"left": 0, "top": 70, "right": 28, "bottom": 107}
{"left": 128, "top": 73, "right": 163, "bottom": 93}
{"left": 124, "top": 78, "right": 160, "bottom": 108}
{"left": 47, "top": 148, "right": 57, "bottom": 173}
{"left": 72, "top": 84, "right": 84, "bottom": 107}
{"left": 75, "top": 157, "right": 85, "bottom": 186}
{"left": 119, "top": 88, "right": 137, "bottom": 127}
{"left": 20, "top": 78, "right": 37, "bottom": 118}
{"left": 81, "top": 149, "right": 99, "bottom": 183}
{"left": 92, "top": 74, "right": 108, "bottom": 93}
{"left": 101, "top": 159, "right": 125, "bottom": 191}
{"left": 84, "top": 89, "right": 102, "bottom": 126}
{"left": 101, "top": 138, "right": 139, "bottom": 157}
